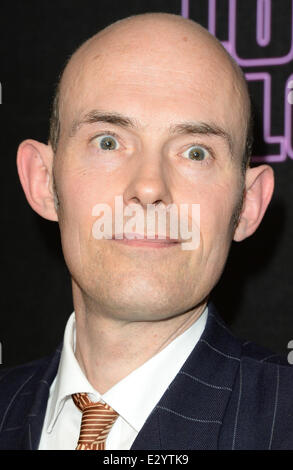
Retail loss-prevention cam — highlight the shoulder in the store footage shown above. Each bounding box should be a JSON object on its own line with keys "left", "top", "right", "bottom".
{"left": 208, "top": 303, "right": 290, "bottom": 367}
{"left": 240, "top": 339, "right": 289, "bottom": 365}
{"left": 0, "top": 350, "right": 61, "bottom": 448}
{"left": 207, "top": 306, "right": 293, "bottom": 448}
{"left": 0, "top": 347, "right": 61, "bottom": 412}
{"left": 238, "top": 339, "right": 293, "bottom": 400}
{"left": 0, "top": 355, "right": 51, "bottom": 390}
{"left": 236, "top": 343, "right": 293, "bottom": 448}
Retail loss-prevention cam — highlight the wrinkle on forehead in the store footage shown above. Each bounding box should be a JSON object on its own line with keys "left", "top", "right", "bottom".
{"left": 58, "top": 13, "right": 250, "bottom": 155}
{"left": 61, "top": 14, "right": 246, "bottom": 93}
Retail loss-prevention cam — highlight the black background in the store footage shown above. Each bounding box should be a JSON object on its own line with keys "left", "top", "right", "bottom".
{"left": 0, "top": 0, "right": 292, "bottom": 367}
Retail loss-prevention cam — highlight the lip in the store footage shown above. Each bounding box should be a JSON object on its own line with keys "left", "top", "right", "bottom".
{"left": 111, "top": 233, "right": 180, "bottom": 248}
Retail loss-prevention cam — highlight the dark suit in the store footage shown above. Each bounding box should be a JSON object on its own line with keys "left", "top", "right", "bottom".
{"left": 1, "top": 303, "right": 293, "bottom": 450}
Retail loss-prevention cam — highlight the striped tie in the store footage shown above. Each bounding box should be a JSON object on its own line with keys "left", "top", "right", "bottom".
{"left": 72, "top": 393, "right": 119, "bottom": 450}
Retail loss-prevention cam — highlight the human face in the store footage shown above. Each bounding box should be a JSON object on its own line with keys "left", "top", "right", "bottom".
{"left": 53, "top": 29, "right": 245, "bottom": 322}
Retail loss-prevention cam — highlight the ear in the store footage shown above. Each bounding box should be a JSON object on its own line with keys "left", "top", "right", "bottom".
{"left": 16, "top": 139, "right": 58, "bottom": 222}
{"left": 233, "top": 164, "right": 274, "bottom": 242}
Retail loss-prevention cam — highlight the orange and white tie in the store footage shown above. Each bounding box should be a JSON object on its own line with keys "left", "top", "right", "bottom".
{"left": 72, "top": 392, "right": 119, "bottom": 450}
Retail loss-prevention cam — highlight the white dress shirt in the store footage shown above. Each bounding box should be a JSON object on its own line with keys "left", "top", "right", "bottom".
{"left": 38, "top": 308, "right": 208, "bottom": 450}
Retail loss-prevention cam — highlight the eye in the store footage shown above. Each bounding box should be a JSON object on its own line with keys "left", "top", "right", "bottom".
{"left": 182, "top": 145, "right": 209, "bottom": 161}
{"left": 96, "top": 134, "right": 120, "bottom": 151}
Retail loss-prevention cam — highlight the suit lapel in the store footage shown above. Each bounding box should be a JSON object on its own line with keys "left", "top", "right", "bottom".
{"left": 22, "top": 347, "right": 61, "bottom": 450}
{"left": 0, "top": 347, "right": 61, "bottom": 450}
{"left": 131, "top": 303, "right": 241, "bottom": 450}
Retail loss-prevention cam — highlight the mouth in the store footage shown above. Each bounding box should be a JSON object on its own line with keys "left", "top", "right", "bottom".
{"left": 110, "top": 233, "right": 181, "bottom": 248}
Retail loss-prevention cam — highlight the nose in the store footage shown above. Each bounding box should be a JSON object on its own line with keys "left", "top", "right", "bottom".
{"left": 123, "top": 152, "right": 173, "bottom": 208}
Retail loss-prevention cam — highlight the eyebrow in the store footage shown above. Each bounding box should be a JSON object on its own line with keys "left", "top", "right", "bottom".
{"left": 70, "top": 109, "right": 233, "bottom": 155}
{"left": 70, "top": 110, "right": 137, "bottom": 136}
{"left": 169, "top": 122, "right": 233, "bottom": 155}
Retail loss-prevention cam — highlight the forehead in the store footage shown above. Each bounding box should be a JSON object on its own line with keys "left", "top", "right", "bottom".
{"left": 59, "top": 27, "right": 245, "bottom": 146}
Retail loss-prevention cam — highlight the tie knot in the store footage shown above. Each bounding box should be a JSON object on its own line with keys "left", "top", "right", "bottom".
{"left": 72, "top": 392, "right": 99, "bottom": 411}
{"left": 72, "top": 393, "right": 119, "bottom": 450}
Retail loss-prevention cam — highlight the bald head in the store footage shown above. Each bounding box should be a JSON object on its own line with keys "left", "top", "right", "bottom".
{"left": 49, "top": 12, "right": 252, "bottom": 170}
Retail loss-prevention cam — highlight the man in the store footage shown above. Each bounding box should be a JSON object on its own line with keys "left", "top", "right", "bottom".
{"left": 0, "top": 12, "right": 292, "bottom": 450}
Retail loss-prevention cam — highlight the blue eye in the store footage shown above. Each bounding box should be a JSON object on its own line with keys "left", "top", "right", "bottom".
{"left": 96, "top": 135, "right": 119, "bottom": 150}
{"left": 182, "top": 145, "right": 209, "bottom": 161}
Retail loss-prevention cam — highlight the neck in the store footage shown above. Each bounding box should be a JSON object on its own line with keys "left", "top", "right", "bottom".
{"left": 73, "top": 284, "right": 207, "bottom": 394}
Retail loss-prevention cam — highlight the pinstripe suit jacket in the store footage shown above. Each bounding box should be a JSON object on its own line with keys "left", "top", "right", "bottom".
{"left": 0, "top": 303, "right": 293, "bottom": 450}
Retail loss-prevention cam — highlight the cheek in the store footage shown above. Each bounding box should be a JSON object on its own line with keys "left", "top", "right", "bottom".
{"left": 184, "top": 183, "right": 240, "bottom": 291}
{"left": 55, "top": 170, "right": 103, "bottom": 267}
{"left": 57, "top": 165, "right": 114, "bottom": 220}
{"left": 198, "top": 181, "right": 240, "bottom": 249}
{"left": 55, "top": 164, "right": 132, "bottom": 274}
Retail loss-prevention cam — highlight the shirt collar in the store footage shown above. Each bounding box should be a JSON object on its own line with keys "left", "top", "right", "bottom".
{"left": 46, "top": 313, "right": 102, "bottom": 432}
{"left": 46, "top": 307, "right": 208, "bottom": 434}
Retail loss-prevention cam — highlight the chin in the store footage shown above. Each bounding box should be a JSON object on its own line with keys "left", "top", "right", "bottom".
{"left": 95, "top": 280, "right": 197, "bottom": 322}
